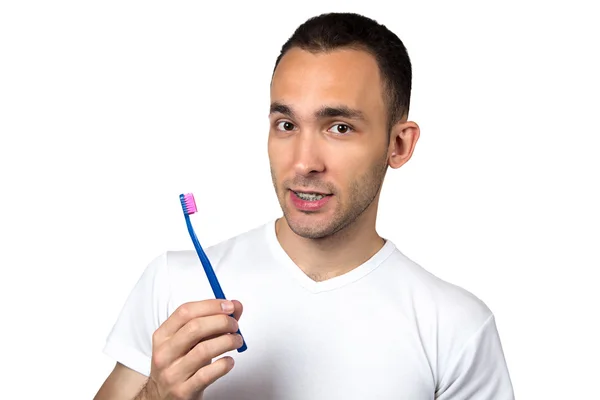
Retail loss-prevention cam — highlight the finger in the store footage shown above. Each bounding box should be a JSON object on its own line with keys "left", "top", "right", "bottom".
{"left": 155, "top": 300, "right": 236, "bottom": 342}
{"left": 177, "top": 333, "right": 244, "bottom": 380}
{"left": 158, "top": 314, "right": 239, "bottom": 367}
{"left": 201, "top": 300, "right": 244, "bottom": 342}
{"left": 231, "top": 300, "right": 243, "bottom": 321}
{"left": 181, "top": 355, "right": 236, "bottom": 394}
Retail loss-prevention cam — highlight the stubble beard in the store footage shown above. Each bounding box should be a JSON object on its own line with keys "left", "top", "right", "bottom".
{"left": 270, "top": 154, "right": 388, "bottom": 240}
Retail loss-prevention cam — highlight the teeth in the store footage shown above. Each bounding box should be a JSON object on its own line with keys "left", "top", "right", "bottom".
{"left": 295, "top": 191, "right": 326, "bottom": 201}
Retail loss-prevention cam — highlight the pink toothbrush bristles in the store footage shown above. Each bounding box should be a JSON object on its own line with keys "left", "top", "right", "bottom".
{"left": 183, "top": 193, "right": 197, "bottom": 214}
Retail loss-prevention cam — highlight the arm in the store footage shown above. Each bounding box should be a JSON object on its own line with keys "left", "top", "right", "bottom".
{"left": 93, "top": 362, "right": 149, "bottom": 400}
{"left": 94, "top": 254, "right": 164, "bottom": 400}
{"left": 95, "top": 300, "right": 243, "bottom": 400}
{"left": 96, "top": 254, "right": 242, "bottom": 400}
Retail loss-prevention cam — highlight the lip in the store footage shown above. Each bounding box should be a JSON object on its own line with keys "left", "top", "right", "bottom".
{"left": 289, "top": 190, "right": 332, "bottom": 211}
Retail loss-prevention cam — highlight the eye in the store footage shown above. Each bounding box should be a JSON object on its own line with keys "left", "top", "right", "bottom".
{"left": 328, "top": 124, "right": 353, "bottom": 135}
{"left": 276, "top": 121, "right": 296, "bottom": 131}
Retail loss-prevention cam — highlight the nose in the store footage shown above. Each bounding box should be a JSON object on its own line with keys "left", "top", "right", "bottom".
{"left": 293, "top": 131, "right": 325, "bottom": 177}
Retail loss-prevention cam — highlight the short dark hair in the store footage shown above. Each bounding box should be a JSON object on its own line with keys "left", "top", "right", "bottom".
{"left": 273, "top": 12, "right": 412, "bottom": 130}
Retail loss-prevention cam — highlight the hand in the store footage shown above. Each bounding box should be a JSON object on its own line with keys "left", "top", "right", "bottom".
{"left": 144, "top": 299, "right": 244, "bottom": 400}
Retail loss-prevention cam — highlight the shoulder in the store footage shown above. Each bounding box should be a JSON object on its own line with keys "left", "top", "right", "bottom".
{"left": 381, "top": 246, "right": 494, "bottom": 359}
{"left": 163, "top": 220, "right": 272, "bottom": 272}
{"left": 387, "top": 247, "right": 492, "bottom": 327}
{"left": 139, "top": 220, "right": 274, "bottom": 311}
{"left": 387, "top": 247, "right": 504, "bottom": 377}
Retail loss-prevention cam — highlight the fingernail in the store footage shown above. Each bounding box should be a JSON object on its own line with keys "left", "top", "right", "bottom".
{"left": 221, "top": 301, "right": 234, "bottom": 312}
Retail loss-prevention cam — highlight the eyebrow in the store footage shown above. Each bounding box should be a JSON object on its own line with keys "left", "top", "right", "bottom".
{"left": 270, "top": 102, "right": 296, "bottom": 119}
{"left": 269, "top": 101, "right": 366, "bottom": 121}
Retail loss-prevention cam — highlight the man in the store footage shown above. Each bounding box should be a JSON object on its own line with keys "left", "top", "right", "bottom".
{"left": 94, "top": 12, "right": 514, "bottom": 400}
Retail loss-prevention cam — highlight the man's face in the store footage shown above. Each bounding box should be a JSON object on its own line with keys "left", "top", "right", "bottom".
{"left": 268, "top": 47, "right": 390, "bottom": 239}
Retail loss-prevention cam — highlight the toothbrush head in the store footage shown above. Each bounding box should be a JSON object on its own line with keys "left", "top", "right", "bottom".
{"left": 180, "top": 193, "right": 198, "bottom": 215}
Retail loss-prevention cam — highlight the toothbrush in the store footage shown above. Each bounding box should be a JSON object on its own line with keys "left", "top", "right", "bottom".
{"left": 179, "top": 193, "right": 247, "bottom": 353}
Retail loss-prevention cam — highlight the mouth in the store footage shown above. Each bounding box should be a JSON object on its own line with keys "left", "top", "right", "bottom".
{"left": 290, "top": 190, "right": 331, "bottom": 201}
{"left": 288, "top": 189, "right": 333, "bottom": 212}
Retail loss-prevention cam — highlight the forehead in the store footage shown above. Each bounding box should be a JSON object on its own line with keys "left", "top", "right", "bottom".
{"left": 270, "top": 47, "right": 386, "bottom": 118}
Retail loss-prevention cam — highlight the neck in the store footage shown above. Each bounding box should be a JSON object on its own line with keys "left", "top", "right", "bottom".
{"left": 275, "top": 207, "right": 385, "bottom": 282}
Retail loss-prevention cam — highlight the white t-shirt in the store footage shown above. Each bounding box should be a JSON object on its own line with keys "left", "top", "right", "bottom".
{"left": 103, "top": 220, "right": 514, "bottom": 399}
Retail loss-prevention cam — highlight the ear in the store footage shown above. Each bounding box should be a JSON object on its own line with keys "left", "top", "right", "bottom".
{"left": 388, "top": 120, "right": 420, "bottom": 169}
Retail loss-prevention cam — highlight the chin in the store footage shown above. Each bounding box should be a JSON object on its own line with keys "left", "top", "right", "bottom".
{"left": 282, "top": 210, "right": 343, "bottom": 240}
{"left": 288, "top": 221, "right": 331, "bottom": 239}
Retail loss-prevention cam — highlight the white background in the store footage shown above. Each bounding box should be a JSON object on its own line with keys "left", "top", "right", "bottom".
{"left": 1, "top": 0, "right": 598, "bottom": 398}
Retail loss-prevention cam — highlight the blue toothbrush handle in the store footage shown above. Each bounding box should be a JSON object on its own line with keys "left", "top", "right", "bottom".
{"left": 184, "top": 215, "right": 248, "bottom": 353}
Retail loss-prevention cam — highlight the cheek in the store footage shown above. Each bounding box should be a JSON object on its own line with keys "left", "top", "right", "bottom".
{"left": 267, "top": 134, "right": 279, "bottom": 160}
{"left": 329, "top": 147, "right": 383, "bottom": 187}
{"left": 267, "top": 136, "right": 289, "bottom": 174}
{"left": 327, "top": 152, "right": 363, "bottom": 186}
